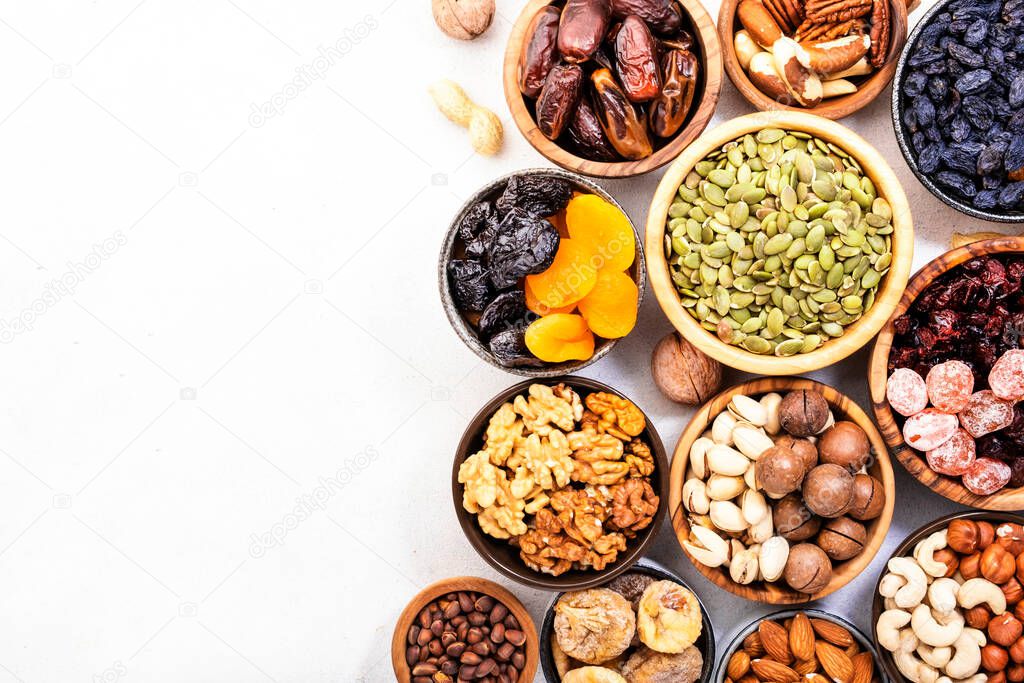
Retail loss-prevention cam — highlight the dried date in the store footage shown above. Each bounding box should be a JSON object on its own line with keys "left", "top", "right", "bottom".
{"left": 568, "top": 98, "right": 620, "bottom": 161}
{"left": 648, "top": 48, "right": 698, "bottom": 138}
{"left": 518, "top": 6, "right": 561, "bottom": 98}
{"left": 536, "top": 63, "right": 584, "bottom": 140}
{"left": 614, "top": 14, "right": 661, "bottom": 102}
{"left": 557, "top": 0, "right": 612, "bottom": 63}
{"left": 590, "top": 67, "right": 653, "bottom": 159}
{"left": 610, "top": 0, "right": 682, "bottom": 35}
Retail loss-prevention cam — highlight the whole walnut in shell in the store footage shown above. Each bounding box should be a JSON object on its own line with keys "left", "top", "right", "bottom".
{"left": 651, "top": 333, "right": 722, "bottom": 405}
{"left": 432, "top": 0, "right": 494, "bottom": 40}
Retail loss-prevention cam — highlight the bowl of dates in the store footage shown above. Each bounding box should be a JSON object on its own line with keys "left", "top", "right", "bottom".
{"left": 646, "top": 110, "right": 914, "bottom": 375}
{"left": 893, "top": 0, "right": 1024, "bottom": 222}
{"left": 440, "top": 169, "right": 645, "bottom": 377}
{"left": 502, "top": 0, "right": 722, "bottom": 178}
{"left": 870, "top": 236, "right": 1024, "bottom": 509}
{"left": 719, "top": 0, "right": 910, "bottom": 120}
{"left": 452, "top": 376, "right": 669, "bottom": 591}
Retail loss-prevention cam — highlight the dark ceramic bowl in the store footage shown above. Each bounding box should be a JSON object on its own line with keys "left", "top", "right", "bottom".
{"left": 452, "top": 376, "right": 669, "bottom": 591}
{"left": 717, "top": 609, "right": 884, "bottom": 683}
{"left": 891, "top": 0, "right": 1024, "bottom": 224}
{"left": 438, "top": 168, "right": 647, "bottom": 378}
{"left": 539, "top": 559, "right": 715, "bottom": 682}
{"left": 871, "top": 510, "right": 1024, "bottom": 683}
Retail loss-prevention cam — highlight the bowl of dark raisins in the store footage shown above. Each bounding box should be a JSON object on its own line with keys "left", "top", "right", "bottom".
{"left": 502, "top": 0, "right": 723, "bottom": 178}
{"left": 440, "top": 168, "right": 646, "bottom": 376}
{"left": 893, "top": 0, "right": 1024, "bottom": 222}
{"left": 869, "top": 236, "right": 1024, "bottom": 509}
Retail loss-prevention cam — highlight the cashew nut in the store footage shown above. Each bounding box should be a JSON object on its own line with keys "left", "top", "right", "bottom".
{"left": 912, "top": 603, "right": 965, "bottom": 647}
{"left": 957, "top": 577, "right": 1007, "bottom": 615}
{"left": 944, "top": 628, "right": 985, "bottom": 680}
{"left": 917, "top": 644, "right": 952, "bottom": 669}
{"left": 880, "top": 571, "right": 908, "bottom": 598}
{"left": 895, "top": 643, "right": 937, "bottom": 683}
{"left": 888, "top": 556, "right": 929, "bottom": 608}
{"left": 928, "top": 578, "right": 962, "bottom": 616}
{"left": 938, "top": 674, "right": 987, "bottom": 683}
{"left": 877, "top": 609, "right": 912, "bottom": 651}
{"left": 915, "top": 530, "right": 951, "bottom": 577}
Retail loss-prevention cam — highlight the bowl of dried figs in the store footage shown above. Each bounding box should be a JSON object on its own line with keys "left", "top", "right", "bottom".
{"left": 892, "top": 0, "right": 1024, "bottom": 222}
{"left": 539, "top": 560, "right": 715, "bottom": 683}
{"left": 502, "top": 0, "right": 722, "bottom": 178}
{"left": 440, "top": 168, "right": 646, "bottom": 377}
{"left": 452, "top": 376, "right": 669, "bottom": 590}
{"left": 869, "top": 236, "right": 1024, "bottom": 510}
{"left": 669, "top": 376, "right": 895, "bottom": 604}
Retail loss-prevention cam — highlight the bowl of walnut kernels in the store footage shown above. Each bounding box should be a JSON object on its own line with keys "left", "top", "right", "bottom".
{"left": 452, "top": 376, "right": 670, "bottom": 590}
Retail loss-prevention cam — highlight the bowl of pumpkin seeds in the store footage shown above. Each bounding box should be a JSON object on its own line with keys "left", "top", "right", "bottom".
{"left": 645, "top": 111, "right": 914, "bottom": 375}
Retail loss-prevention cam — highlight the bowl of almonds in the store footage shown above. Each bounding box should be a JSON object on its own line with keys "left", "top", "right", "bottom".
{"left": 719, "top": 610, "right": 882, "bottom": 683}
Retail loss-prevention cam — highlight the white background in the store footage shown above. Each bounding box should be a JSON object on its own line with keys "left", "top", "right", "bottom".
{"left": 0, "top": 0, "right": 1012, "bottom": 681}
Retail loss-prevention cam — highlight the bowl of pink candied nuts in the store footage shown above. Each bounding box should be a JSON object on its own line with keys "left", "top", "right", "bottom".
{"left": 870, "top": 236, "right": 1024, "bottom": 509}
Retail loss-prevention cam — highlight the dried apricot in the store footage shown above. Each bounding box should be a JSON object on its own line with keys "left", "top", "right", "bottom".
{"left": 525, "top": 238, "right": 599, "bottom": 309}
{"left": 525, "top": 313, "right": 595, "bottom": 362}
{"left": 525, "top": 277, "right": 575, "bottom": 316}
{"left": 565, "top": 194, "right": 635, "bottom": 272}
{"left": 578, "top": 270, "right": 638, "bottom": 339}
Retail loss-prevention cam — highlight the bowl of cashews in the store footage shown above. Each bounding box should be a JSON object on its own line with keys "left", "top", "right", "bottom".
{"left": 872, "top": 511, "right": 1024, "bottom": 683}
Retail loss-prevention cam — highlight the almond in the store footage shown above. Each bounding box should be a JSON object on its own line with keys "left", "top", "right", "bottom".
{"left": 789, "top": 612, "right": 816, "bottom": 662}
{"left": 816, "top": 641, "right": 854, "bottom": 683}
{"left": 759, "top": 620, "right": 794, "bottom": 664}
{"left": 752, "top": 658, "right": 801, "bottom": 683}
{"left": 811, "top": 619, "right": 854, "bottom": 647}
{"left": 808, "top": 675, "right": 831, "bottom": 683}
{"left": 728, "top": 651, "right": 752, "bottom": 680}
{"left": 845, "top": 641, "right": 861, "bottom": 658}
{"left": 795, "top": 658, "right": 819, "bottom": 675}
{"left": 850, "top": 651, "right": 874, "bottom": 683}
{"left": 744, "top": 632, "right": 766, "bottom": 658}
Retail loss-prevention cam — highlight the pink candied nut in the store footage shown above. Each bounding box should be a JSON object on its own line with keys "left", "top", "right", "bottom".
{"left": 926, "top": 360, "right": 974, "bottom": 413}
{"left": 959, "top": 390, "right": 1015, "bottom": 439}
{"left": 926, "top": 428, "right": 976, "bottom": 477}
{"left": 903, "top": 408, "right": 959, "bottom": 452}
{"left": 886, "top": 368, "right": 928, "bottom": 417}
{"left": 962, "top": 457, "right": 1011, "bottom": 496}
{"left": 989, "top": 349, "right": 1024, "bottom": 402}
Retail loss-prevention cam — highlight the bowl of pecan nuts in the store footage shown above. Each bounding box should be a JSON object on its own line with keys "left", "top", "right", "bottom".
{"left": 502, "top": 0, "right": 723, "bottom": 178}
{"left": 452, "top": 376, "right": 669, "bottom": 590}
{"left": 719, "top": 0, "right": 910, "bottom": 119}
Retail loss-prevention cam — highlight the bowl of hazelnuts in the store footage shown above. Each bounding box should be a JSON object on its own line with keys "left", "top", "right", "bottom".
{"left": 668, "top": 376, "right": 896, "bottom": 604}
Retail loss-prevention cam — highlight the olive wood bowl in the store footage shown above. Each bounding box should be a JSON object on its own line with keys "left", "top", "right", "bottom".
{"left": 716, "top": 609, "right": 882, "bottom": 683}
{"left": 453, "top": 376, "right": 670, "bottom": 591}
{"left": 539, "top": 559, "right": 716, "bottom": 682}
{"left": 668, "top": 376, "right": 896, "bottom": 604}
{"left": 439, "top": 168, "right": 646, "bottom": 378}
{"left": 390, "top": 575, "right": 539, "bottom": 682}
{"left": 870, "top": 510, "right": 1024, "bottom": 683}
{"left": 868, "top": 236, "right": 1024, "bottom": 510}
{"left": 718, "top": 0, "right": 913, "bottom": 120}
{"left": 502, "top": 0, "right": 723, "bottom": 178}
{"left": 646, "top": 110, "right": 914, "bottom": 375}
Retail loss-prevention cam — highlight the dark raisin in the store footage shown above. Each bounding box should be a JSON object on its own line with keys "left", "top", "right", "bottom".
{"left": 975, "top": 189, "right": 1001, "bottom": 210}
{"left": 488, "top": 328, "right": 543, "bottom": 368}
{"left": 494, "top": 175, "right": 573, "bottom": 218}
{"left": 903, "top": 70, "right": 928, "bottom": 97}
{"left": 999, "top": 181, "right": 1024, "bottom": 208}
{"left": 918, "top": 143, "right": 943, "bottom": 174}
{"left": 944, "top": 144, "right": 982, "bottom": 174}
{"left": 915, "top": 97, "right": 937, "bottom": 127}
{"left": 955, "top": 69, "right": 993, "bottom": 94}
{"left": 977, "top": 143, "right": 1006, "bottom": 175}
{"left": 448, "top": 259, "right": 492, "bottom": 312}
{"left": 965, "top": 18, "right": 989, "bottom": 45}
{"left": 487, "top": 209, "right": 560, "bottom": 289}
{"left": 986, "top": 46, "right": 1006, "bottom": 69}
{"left": 948, "top": 43, "right": 985, "bottom": 67}
{"left": 1011, "top": 74, "right": 1024, "bottom": 108}
{"left": 457, "top": 201, "right": 497, "bottom": 242}
{"left": 927, "top": 76, "right": 949, "bottom": 102}
{"left": 908, "top": 45, "right": 945, "bottom": 67}
{"left": 963, "top": 95, "right": 995, "bottom": 130}
{"left": 949, "top": 116, "right": 972, "bottom": 142}
{"left": 477, "top": 291, "right": 528, "bottom": 340}
{"left": 1009, "top": 109, "right": 1024, "bottom": 133}
{"left": 936, "top": 170, "right": 978, "bottom": 197}
{"left": 1005, "top": 135, "right": 1024, "bottom": 178}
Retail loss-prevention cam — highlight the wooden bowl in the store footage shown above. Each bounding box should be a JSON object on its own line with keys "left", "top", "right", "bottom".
{"left": 390, "top": 576, "right": 539, "bottom": 682}
{"left": 646, "top": 110, "right": 914, "bottom": 375}
{"left": 438, "top": 168, "right": 646, "bottom": 378}
{"left": 718, "top": 0, "right": 911, "bottom": 120}
{"left": 868, "top": 236, "right": 1024, "bottom": 510}
{"left": 453, "top": 376, "right": 670, "bottom": 591}
{"left": 668, "top": 377, "right": 896, "bottom": 604}
{"left": 502, "top": 0, "right": 723, "bottom": 178}
{"left": 870, "top": 510, "right": 1024, "bottom": 683}
{"left": 538, "top": 560, "right": 716, "bottom": 682}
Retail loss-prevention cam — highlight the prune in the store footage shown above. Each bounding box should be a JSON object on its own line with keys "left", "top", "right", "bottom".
{"left": 495, "top": 175, "right": 573, "bottom": 217}
{"left": 999, "top": 181, "right": 1024, "bottom": 208}
{"left": 610, "top": 0, "right": 682, "bottom": 35}
{"left": 936, "top": 170, "right": 978, "bottom": 197}
{"left": 614, "top": 15, "right": 660, "bottom": 103}
{"left": 518, "top": 6, "right": 561, "bottom": 99}
{"left": 488, "top": 328, "right": 544, "bottom": 368}
{"left": 487, "top": 209, "right": 561, "bottom": 289}
{"left": 955, "top": 69, "right": 993, "bottom": 93}
{"left": 567, "top": 98, "right": 619, "bottom": 161}
{"left": 648, "top": 48, "right": 698, "bottom": 138}
{"left": 449, "top": 259, "right": 492, "bottom": 312}
{"left": 965, "top": 18, "right": 989, "bottom": 45}
{"left": 904, "top": 71, "right": 928, "bottom": 97}
{"left": 590, "top": 67, "right": 653, "bottom": 159}
{"left": 478, "top": 290, "right": 529, "bottom": 339}
{"left": 457, "top": 201, "right": 497, "bottom": 241}
{"left": 536, "top": 63, "right": 584, "bottom": 140}
{"left": 557, "top": 0, "right": 612, "bottom": 63}
{"left": 464, "top": 223, "right": 496, "bottom": 260}
{"left": 948, "top": 43, "right": 984, "bottom": 67}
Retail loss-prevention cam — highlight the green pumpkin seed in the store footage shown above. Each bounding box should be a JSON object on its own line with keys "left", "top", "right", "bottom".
{"left": 741, "top": 336, "right": 773, "bottom": 354}
{"left": 775, "top": 338, "right": 804, "bottom": 356}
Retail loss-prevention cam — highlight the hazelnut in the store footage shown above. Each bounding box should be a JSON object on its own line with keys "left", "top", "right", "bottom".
{"left": 848, "top": 473, "right": 885, "bottom": 521}
{"left": 779, "top": 390, "right": 830, "bottom": 437}
{"left": 775, "top": 435, "right": 819, "bottom": 472}
{"left": 933, "top": 548, "right": 960, "bottom": 578}
{"left": 1010, "top": 637, "right": 1024, "bottom": 664}
{"left": 991, "top": 614, "right": 1024, "bottom": 647}
{"left": 998, "top": 523, "right": 1024, "bottom": 555}
{"left": 1010, "top": 665, "right": 1024, "bottom": 683}
{"left": 802, "top": 464, "right": 855, "bottom": 519}
{"left": 651, "top": 332, "right": 723, "bottom": 405}
{"left": 432, "top": 0, "right": 494, "bottom": 40}
{"left": 948, "top": 519, "right": 981, "bottom": 554}
{"left": 992, "top": 673, "right": 1009, "bottom": 683}
{"left": 983, "top": 544, "right": 1017, "bottom": 585}
{"left": 983, "top": 643, "right": 1010, "bottom": 672}
{"left": 966, "top": 606, "right": 993, "bottom": 629}
{"left": 1017, "top": 602, "right": 1024, "bottom": 622}
{"left": 979, "top": 521, "right": 997, "bottom": 549}
{"left": 1006, "top": 578, "right": 1024, "bottom": 607}
{"left": 773, "top": 494, "right": 821, "bottom": 542}
{"left": 783, "top": 543, "right": 833, "bottom": 594}
{"left": 818, "top": 421, "right": 871, "bottom": 472}
{"left": 962, "top": 552, "right": 983, "bottom": 580}
{"left": 757, "top": 445, "right": 808, "bottom": 497}
{"left": 816, "top": 516, "right": 867, "bottom": 561}
{"left": 1018, "top": 553, "right": 1024, "bottom": 584}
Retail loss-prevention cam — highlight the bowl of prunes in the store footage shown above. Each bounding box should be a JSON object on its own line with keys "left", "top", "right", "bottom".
{"left": 439, "top": 169, "right": 646, "bottom": 376}
{"left": 502, "top": 0, "right": 723, "bottom": 178}
{"left": 893, "top": 0, "right": 1024, "bottom": 223}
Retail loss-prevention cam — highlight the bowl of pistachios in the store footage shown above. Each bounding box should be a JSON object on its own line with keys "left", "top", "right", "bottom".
{"left": 645, "top": 110, "right": 914, "bottom": 375}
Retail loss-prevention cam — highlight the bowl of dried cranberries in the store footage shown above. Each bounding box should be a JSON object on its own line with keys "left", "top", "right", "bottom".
{"left": 869, "top": 235, "right": 1024, "bottom": 509}
{"left": 440, "top": 168, "right": 646, "bottom": 377}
